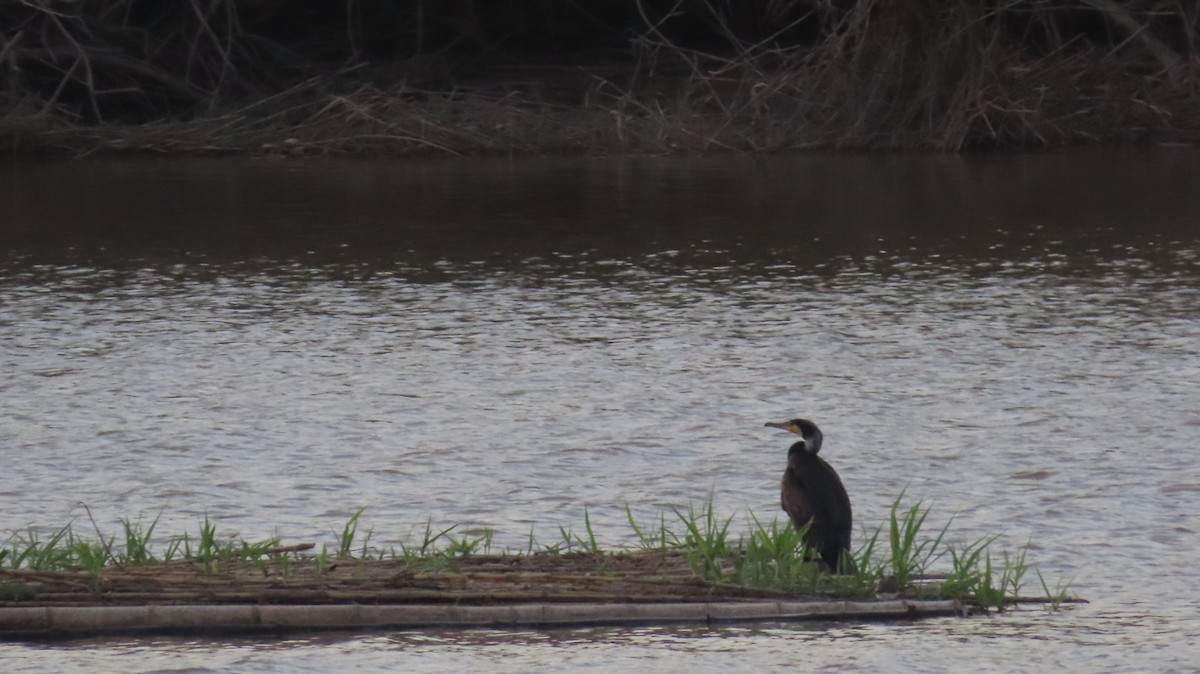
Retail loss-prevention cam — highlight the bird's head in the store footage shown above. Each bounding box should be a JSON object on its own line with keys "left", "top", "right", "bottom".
{"left": 764, "top": 418, "right": 823, "bottom": 454}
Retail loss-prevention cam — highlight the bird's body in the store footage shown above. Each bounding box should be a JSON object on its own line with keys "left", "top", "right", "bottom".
{"left": 766, "top": 418, "right": 855, "bottom": 574}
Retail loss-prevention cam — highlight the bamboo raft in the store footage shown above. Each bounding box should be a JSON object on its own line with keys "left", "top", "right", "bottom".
{"left": 0, "top": 550, "right": 968, "bottom": 638}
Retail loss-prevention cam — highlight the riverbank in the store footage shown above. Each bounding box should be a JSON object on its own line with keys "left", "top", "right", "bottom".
{"left": 3, "top": 2, "right": 1198, "bottom": 157}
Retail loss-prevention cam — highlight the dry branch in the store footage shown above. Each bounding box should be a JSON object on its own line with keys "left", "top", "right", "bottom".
{"left": 2, "top": 0, "right": 1199, "bottom": 154}
{"left": 1087, "top": 0, "right": 1182, "bottom": 76}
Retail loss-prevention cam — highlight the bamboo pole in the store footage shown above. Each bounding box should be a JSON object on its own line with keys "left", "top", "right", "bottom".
{"left": 0, "top": 599, "right": 964, "bottom": 637}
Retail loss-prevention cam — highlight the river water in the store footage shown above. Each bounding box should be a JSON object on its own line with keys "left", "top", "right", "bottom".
{"left": 1, "top": 152, "right": 1198, "bottom": 672}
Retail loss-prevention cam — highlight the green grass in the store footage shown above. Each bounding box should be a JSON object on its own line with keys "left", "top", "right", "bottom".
{"left": 119, "top": 516, "right": 159, "bottom": 566}
{"left": 1036, "top": 568, "right": 1077, "bottom": 611}
{"left": 887, "top": 495, "right": 951, "bottom": 591}
{"left": 0, "top": 515, "right": 288, "bottom": 577}
{"left": 626, "top": 505, "right": 673, "bottom": 551}
{"left": 5, "top": 524, "right": 74, "bottom": 570}
{"left": 732, "top": 512, "right": 821, "bottom": 592}
{"left": 335, "top": 507, "right": 368, "bottom": 559}
{"left": 0, "top": 497, "right": 1073, "bottom": 612}
{"left": 444, "top": 528, "right": 495, "bottom": 557}
{"left": 395, "top": 519, "right": 496, "bottom": 569}
{"left": 673, "top": 499, "right": 733, "bottom": 580}
{"left": 662, "top": 495, "right": 1069, "bottom": 610}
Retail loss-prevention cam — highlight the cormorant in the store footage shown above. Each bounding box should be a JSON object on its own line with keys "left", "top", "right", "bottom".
{"left": 765, "top": 418, "right": 855, "bottom": 574}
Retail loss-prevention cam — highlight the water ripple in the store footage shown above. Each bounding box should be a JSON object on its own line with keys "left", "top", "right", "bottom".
{"left": 3, "top": 154, "right": 1200, "bottom": 671}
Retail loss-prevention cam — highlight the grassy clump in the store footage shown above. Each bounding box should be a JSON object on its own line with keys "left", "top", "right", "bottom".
{"left": 626, "top": 495, "right": 1072, "bottom": 611}
{"left": 673, "top": 499, "right": 734, "bottom": 581}
{"left": 734, "top": 513, "right": 821, "bottom": 592}
{"left": 0, "top": 496, "right": 1074, "bottom": 612}
{"left": 0, "top": 514, "right": 286, "bottom": 580}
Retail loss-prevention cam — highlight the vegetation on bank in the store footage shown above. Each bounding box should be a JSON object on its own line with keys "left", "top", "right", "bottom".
{"left": 0, "top": 498, "right": 1077, "bottom": 613}
{"left": 1, "top": 0, "right": 1198, "bottom": 156}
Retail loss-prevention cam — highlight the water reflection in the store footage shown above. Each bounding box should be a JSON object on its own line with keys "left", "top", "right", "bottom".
{"left": 1, "top": 152, "right": 1200, "bottom": 672}
{"left": 5, "top": 150, "right": 1200, "bottom": 266}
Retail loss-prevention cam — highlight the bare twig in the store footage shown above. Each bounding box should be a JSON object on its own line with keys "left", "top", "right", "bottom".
{"left": 43, "top": 6, "right": 102, "bottom": 121}
{"left": 1087, "top": 0, "right": 1182, "bottom": 77}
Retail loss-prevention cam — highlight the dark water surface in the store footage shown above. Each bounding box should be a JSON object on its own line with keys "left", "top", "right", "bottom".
{"left": 2, "top": 152, "right": 1199, "bottom": 672}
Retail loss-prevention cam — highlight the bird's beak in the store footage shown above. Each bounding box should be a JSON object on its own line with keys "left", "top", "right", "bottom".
{"left": 765, "top": 421, "right": 802, "bottom": 436}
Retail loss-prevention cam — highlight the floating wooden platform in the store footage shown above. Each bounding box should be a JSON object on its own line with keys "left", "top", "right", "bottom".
{"left": 0, "top": 550, "right": 968, "bottom": 638}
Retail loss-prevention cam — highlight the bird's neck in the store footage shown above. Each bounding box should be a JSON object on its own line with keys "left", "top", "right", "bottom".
{"left": 787, "top": 443, "right": 813, "bottom": 470}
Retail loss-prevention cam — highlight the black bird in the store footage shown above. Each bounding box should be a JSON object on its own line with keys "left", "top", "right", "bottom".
{"left": 765, "top": 418, "right": 855, "bottom": 574}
